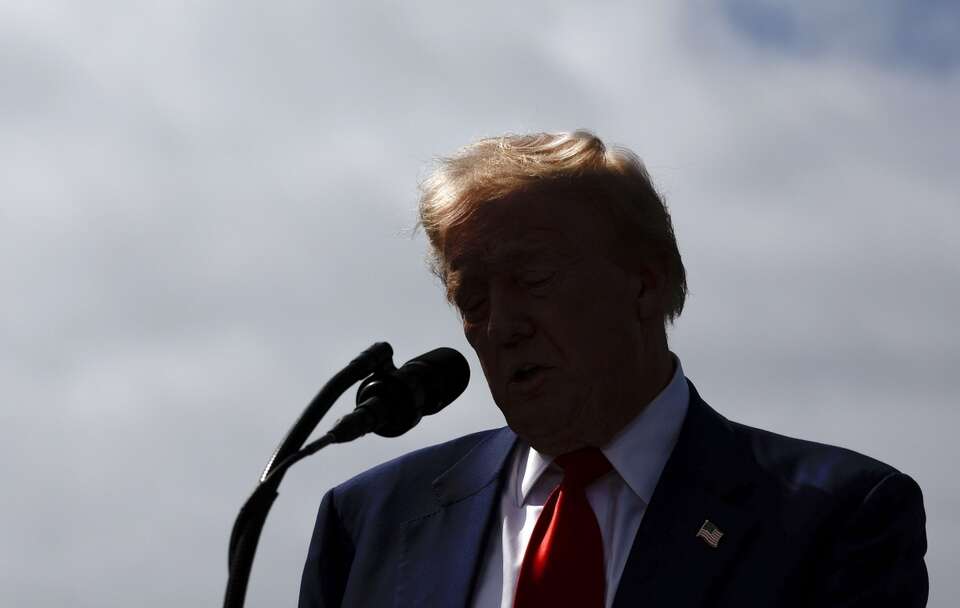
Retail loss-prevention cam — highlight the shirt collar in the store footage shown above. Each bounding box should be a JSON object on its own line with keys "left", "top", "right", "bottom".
{"left": 518, "top": 353, "right": 690, "bottom": 506}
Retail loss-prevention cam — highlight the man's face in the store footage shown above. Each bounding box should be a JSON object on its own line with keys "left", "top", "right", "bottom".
{"left": 443, "top": 192, "right": 656, "bottom": 455}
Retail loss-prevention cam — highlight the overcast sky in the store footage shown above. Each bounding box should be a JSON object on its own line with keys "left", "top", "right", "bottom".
{"left": 2, "top": 1, "right": 958, "bottom": 606}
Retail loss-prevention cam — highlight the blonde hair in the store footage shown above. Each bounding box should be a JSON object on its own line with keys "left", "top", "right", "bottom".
{"left": 414, "top": 130, "right": 687, "bottom": 324}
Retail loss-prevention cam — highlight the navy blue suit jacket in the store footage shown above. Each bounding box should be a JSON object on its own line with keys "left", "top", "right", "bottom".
{"left": 299, "top": 380, "right": 928, "bottom": 607}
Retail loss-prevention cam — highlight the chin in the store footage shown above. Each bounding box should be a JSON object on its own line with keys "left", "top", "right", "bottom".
{"left": 513, "top": 423, "right": 585, "bottom": 456}
{"left": 501, "top": 400, "right": 590, "bottom": 453}
{"left": 525, "top": 435, "right": 586, "bottom": 457}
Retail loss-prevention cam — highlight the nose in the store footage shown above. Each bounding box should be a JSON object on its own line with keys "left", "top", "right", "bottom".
{"left": 485, "top": 282, "right": 535, "bottom": 347}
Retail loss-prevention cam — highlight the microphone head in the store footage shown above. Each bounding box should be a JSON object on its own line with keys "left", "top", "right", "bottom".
{"left": 354, "top": 346, "right": 471, "bottom": 439}
{"left": 401, "top": 347, "right": 470, "bottom": 416}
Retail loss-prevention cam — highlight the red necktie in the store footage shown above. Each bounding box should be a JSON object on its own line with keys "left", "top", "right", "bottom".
{"left": 513, "top": 447, "right": 613, "bottom": 608}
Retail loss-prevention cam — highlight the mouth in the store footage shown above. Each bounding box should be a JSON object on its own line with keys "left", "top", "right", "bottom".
{"left": 508, "top": 365, "right": 553, "bottom": 392}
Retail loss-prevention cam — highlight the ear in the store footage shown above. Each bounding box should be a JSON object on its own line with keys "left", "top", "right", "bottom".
{"left": 633, "top": 255, "right": 668, "bottom": 321}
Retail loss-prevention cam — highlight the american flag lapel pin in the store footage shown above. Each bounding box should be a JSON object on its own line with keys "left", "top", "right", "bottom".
{"left": 696, "top": 519, "right": 724, "bottom": 548}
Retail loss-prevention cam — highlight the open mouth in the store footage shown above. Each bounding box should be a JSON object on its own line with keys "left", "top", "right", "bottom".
{"left": 510, "top": 365, "right": 551, "bottom": 385}
{"left": 512, "top": 365, "right": 539, "bottom": 381}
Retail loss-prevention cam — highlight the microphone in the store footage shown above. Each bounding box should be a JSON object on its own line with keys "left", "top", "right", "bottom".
{"left": 328, "top": 347, "right": 470, "bottom": 442}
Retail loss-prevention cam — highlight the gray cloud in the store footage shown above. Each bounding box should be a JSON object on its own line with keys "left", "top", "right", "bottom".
{"left": 1, "top": 1, "right": 956, "bottom": 606}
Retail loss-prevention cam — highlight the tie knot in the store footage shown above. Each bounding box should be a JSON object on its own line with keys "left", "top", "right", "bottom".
{"left": 553, "top": 447, "right": 612, "bottom": 489}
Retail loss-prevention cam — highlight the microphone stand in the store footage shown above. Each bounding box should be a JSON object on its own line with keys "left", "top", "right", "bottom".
{"left": 222, "top": 342, "right": 395, "bottom": 608}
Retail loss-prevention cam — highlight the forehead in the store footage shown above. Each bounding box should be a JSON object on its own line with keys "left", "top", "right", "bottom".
{"left": 443, "top": 194, "right": 603, "bottom": 272}
{"left": 446, "top": 230, "right": 571, "bottom": 273}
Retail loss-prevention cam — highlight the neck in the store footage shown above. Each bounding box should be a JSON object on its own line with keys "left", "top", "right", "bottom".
{"left": 568, "top": 347, "right": 675, "bottom": 453}
{"left": 616, "top": 347, "right": 675, "bottom": 431}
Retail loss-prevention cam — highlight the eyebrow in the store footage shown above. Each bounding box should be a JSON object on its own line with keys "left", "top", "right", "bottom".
{"left": 448, "top": 241, "right": 559, "bottom": 273}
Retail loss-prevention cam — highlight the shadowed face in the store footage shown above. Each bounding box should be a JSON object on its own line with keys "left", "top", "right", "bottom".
{"left": 443, "top": 192, "right": 670, "bottom": 455}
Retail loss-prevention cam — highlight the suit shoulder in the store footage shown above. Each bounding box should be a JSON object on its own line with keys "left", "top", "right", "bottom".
{"left": 340, "top": 427, "right": 503, "bottom": 490}
{"left": 330, "top": 427, "right": 509, "bottom": 521}
{"left": 729, "top": 419, "right": 902, "bottom": 499}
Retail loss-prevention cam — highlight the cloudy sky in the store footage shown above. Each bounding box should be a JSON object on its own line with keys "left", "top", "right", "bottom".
{"left": 2, "top": 1, "right": 957, "bottom": 606}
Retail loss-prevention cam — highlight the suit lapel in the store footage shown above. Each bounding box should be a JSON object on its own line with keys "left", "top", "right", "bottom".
{"left": 397, "top": 427, "right": 518, "bottom": 608}
{"left": 613, "top": 380, "right": 762, "bottom": 607}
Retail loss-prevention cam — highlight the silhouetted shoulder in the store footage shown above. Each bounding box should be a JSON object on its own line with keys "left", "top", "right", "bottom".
{"left": 330, "top": 427, "right": 510, "bottom": 526}
{"left": 730, "top": 419, "right": 903, "bottom": 502}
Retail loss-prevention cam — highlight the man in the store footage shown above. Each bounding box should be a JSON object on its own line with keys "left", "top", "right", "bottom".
{"left": 299, "top": 131, "right": 928, "bottom": 607}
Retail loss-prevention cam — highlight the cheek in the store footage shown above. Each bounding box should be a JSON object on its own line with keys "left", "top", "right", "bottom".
{"left": 551, "top": 285, "right": 613, "bottom": 343}
{"left": 464, "top": 327, "right": 497, "bottom": 382}
{"left": 463, "top": 320, "right": 488, "bottom": 352}
{"left": 552, "top": 282, "right": 634, "bottom": 373}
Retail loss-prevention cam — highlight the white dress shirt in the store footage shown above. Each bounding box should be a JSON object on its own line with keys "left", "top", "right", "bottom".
{"left": 470, "top": 354, "right": 690, "bottom": 608}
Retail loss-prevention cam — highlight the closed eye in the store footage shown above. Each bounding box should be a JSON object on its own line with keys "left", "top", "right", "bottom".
{"left": 521, "top": 272, "right": 554, "bottom": 287}
{"left": 458, "top": 297, "right": 487, "bottom": 318}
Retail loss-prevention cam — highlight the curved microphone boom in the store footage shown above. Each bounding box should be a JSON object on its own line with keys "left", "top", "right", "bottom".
{"left": 224, "top": 343, "right": 469, "bottom": 608}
